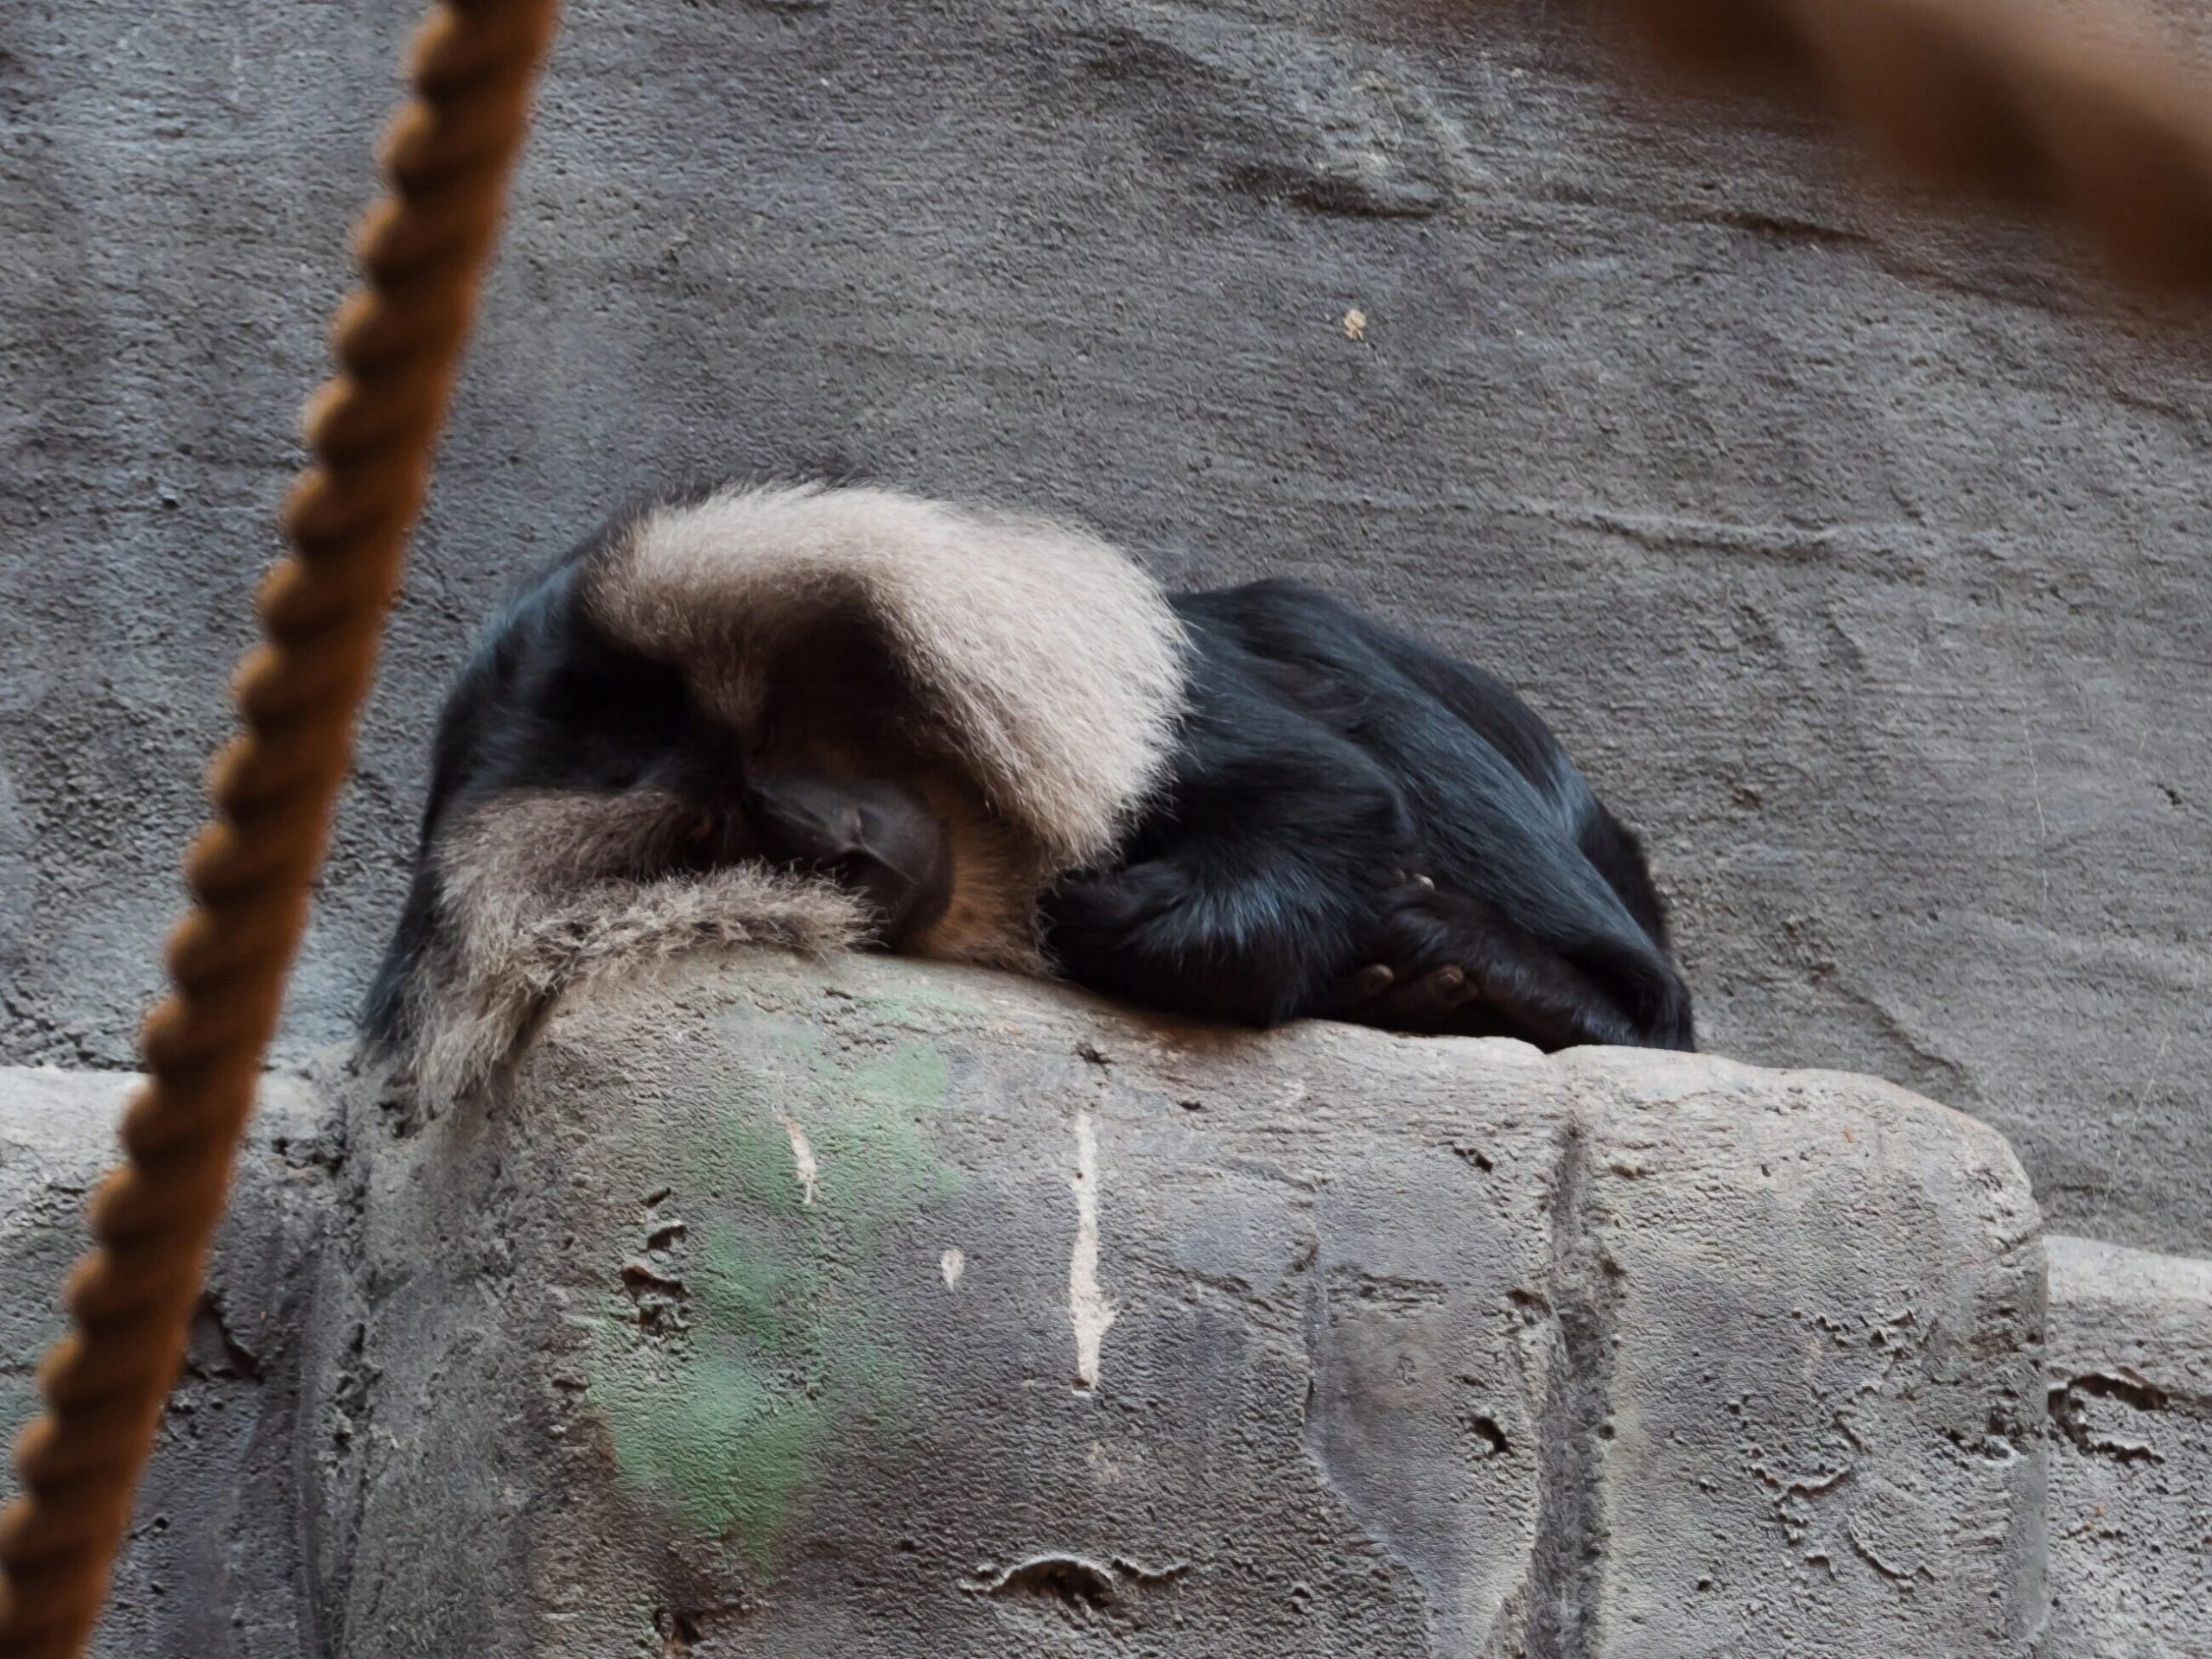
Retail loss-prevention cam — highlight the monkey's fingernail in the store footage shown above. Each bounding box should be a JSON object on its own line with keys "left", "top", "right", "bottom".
{"left": 1414, "top": 874, "right": 1436, "bottom": 891}
{"left": 1434, "top": 966, "right": 1464, "bottom": 990}
{"left": 1351, "top": 965, "right": 1394, "bottom": 999}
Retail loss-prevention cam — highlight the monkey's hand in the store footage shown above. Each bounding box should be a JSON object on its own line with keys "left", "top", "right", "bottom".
{"left": 1325, "top": 874, "right": 1501, "bottom": 1033}
{"left": 1331, "top": 875, "right": 1673, "bottom": 1051}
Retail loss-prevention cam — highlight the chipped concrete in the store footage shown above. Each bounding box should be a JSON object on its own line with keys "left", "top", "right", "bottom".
{"left": 777, "top": 1113, "right": 820, "bottom": 1208}
{"left": 3, "top": 0, "right": 2211, "bottom": 1256}
{"left": 2044, "top": 1235, "right": 2212, "bottom": 1659}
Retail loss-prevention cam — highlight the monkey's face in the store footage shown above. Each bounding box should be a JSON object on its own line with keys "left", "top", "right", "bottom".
{"left": 523, "top": 608, "right": 957, "bottom": 946}
{"left": 723, "top": 620, "right": 963, "bottom": 941}
{"left": 723, "top": 616, "right": 1042, "bottom": 962}
{"left": 443, "top": 587, "right": 1011, "bottom": 956}
{"left": 743, "top": 772, "right": 955, "bottom": 947}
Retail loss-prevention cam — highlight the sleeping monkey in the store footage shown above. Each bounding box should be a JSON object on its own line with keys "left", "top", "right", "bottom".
{"left": 364, "top": 479, "right": 1692, "bottom": 1096}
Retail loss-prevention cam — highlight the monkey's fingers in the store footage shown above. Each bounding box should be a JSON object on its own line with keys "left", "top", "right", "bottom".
{"left": 1375, "top": 963, "right": 1476, "bottom": 1022}
{"left": 1325, "top": 963, "right": 1397, "bottom": 1013}
{"left": 1344, "top": 963, "right": 1478, "bottom": 1029}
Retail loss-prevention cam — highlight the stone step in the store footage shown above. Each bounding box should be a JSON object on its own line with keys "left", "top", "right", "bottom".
{"left": 2044, "top": 1234, "right": 2212, "bottom": 1658}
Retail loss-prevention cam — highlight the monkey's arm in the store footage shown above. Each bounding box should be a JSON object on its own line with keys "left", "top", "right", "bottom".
{"left": 1335, "top": 880, "right": 1695, "bottom": 1052}
{"left": 1044, "top": 709, "right": 1409, "bottom": 1028}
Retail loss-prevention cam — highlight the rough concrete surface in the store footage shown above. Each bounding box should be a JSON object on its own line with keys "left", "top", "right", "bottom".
{"left": 0, "top": 1067, "right": 336, "bottom": 1659}
{"left": 2044, "top": 1234, "right": 2212, "bottom": 1659}
{"left": 313, "top": 951, "right": 2046, "bottom": 1657}
{"left": 16, "top": 966, "right": 2212, "bottom": 1656}
{"left": 1, "top": 0, "right": 2209, "bottom": 1255}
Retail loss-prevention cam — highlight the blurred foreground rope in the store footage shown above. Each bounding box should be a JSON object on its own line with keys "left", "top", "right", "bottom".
{"left": 0, "top": 2, "right": 562, "bottom": 1653}
{"left": 1517, "top": 0, "right": 2212, "bottom": 296}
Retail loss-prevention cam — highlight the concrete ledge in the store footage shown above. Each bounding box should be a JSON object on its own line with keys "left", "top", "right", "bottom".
{"left": 2045, "top": 1235, "right": 2212, "bottom": 1658}
{"left": 321, "top": 952, "right": 2047, "bottom": 1656}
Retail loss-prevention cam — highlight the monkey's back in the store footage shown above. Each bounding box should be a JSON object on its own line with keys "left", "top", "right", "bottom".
{"left": 1167, "top": 577, "right": 1688, "bottom": 1039}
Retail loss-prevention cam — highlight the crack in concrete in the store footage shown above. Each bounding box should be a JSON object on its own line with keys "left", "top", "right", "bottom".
{"left": 2049, "top": 1369, "right": 2176, "bottom": 1465}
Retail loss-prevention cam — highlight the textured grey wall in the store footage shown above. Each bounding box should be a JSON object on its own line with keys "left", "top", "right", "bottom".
{"left": 3, "top": 0, "right": 2209, "bottom": 1250}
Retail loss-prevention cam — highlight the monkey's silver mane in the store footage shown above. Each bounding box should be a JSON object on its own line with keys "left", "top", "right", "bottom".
{"left": 592, "top": 482, "right": 1188, "bottom": 868}
{"left": 400, "top": 481, "right": 1190, "bottom": 1101}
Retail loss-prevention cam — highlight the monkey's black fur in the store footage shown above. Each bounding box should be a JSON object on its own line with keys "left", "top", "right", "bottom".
{"left": 1046, "top": 579, "right": 1694, "bottom": 1050}
{"left": 365, "top": 489, "right": 1693, "bottom": 1065}
{"left": 362, "top": 518, "right": 750, "bottom": 1052}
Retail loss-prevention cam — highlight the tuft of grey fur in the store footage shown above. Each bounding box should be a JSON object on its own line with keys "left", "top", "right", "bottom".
{"left": 392, "top": 485, "right": 1190, "bottom": 1101}
{"left": 402, "top": 789, "right": 870, "bottom": 1101}
{"left": 592, "top": 480, "right": 1191, "bottom": 868}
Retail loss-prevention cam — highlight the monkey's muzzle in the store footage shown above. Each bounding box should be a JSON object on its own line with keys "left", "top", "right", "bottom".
{"left": 744, "top": 772, "right": 957, "bottom": 948}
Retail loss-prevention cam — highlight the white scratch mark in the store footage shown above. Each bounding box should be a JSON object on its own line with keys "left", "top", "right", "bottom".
{"left": 941, "top": 1247, "right": 965, "bottom": 1288}
{"left": 2021, "top": 715, "right": 2052, "bottom": 913}
{"left": 2099, "top": 1027, "right": 2182, "bottom": 1224}
{"left": 1069, "top": 1111, "right": 1116, "bottom": 1389}
{"left": 2133, "top": 1027, "right": 2177, "bottom": 1116}
{"left": 779, "top": 1115, "right": 819, "bottom": 1207}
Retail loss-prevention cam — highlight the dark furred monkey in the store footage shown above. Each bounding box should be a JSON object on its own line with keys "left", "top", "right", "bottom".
{"left": 365, "top": 478, "right": 1691, "bottom": 1099}
{"left": 1050, "top": 579, "right": 1694, "bottom": 1052}
{"left": 365, "top": 480, "right": 1188, "bottom": 1098}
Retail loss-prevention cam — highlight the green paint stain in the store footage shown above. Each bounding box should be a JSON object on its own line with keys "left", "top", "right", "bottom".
{"left": 587, "top": 1014, "right": 955, "bottom": 1572}
{"left": 830, "top": 978, "right": 988, "bottom": 1029}
{"left": 589, "top": 1323, "right": 823, "bottom": 1550}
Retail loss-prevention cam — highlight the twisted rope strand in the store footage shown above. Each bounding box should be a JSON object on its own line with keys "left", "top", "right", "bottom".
{"left": 0, "top": 3, "right": 562, "bottom": 1653}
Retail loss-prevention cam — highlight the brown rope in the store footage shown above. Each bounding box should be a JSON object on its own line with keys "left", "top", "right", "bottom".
{"left": 1541, "top": 0, "right": 2212, "bottom": 296}
{"left": 0, "top": 3, "right": 562, "bottom": 1652}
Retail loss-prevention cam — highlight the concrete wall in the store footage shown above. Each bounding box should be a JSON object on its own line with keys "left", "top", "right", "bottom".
{"left": 3, "top": 0, "right": 2209, "bottom": 1250}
